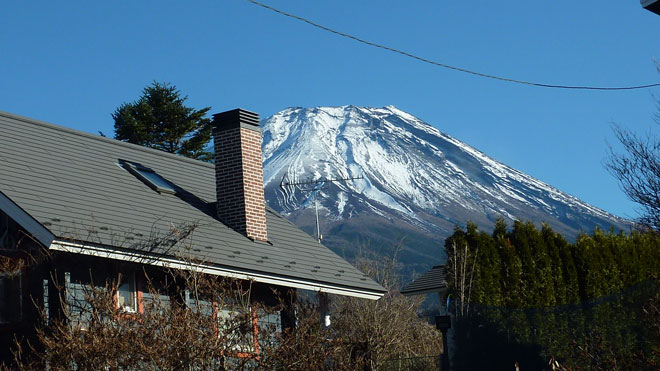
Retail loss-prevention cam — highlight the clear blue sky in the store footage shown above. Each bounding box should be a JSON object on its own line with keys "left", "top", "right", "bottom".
{"left": 1, "top": 1, "right": 659, "bottom": 220}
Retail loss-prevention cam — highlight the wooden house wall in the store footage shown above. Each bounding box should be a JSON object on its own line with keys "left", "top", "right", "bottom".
{"left": 1, "top": 245, "right": 290, "bottom": 364}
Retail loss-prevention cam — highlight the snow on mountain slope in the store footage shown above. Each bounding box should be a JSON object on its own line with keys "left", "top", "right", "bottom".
{"left": 261, "top": 105, "right": 629, "bottom": 266}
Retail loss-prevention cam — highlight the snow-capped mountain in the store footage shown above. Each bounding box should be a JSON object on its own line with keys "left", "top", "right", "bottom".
{"left": 262, "top": 105, "right": 629, "bottom": 271}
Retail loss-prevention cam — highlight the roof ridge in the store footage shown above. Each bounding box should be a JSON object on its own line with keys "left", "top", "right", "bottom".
{"left": 0, "top": 110, "right": 215, "bottom": 170}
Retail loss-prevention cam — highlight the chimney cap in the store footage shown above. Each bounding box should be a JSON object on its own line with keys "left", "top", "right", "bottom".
{"left": 213, "top": 108, "right": 260, "bottom": 132}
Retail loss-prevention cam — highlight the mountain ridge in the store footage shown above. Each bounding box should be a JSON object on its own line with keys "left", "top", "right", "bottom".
{"left": 261, "top": 105, "right": 629, "bottom": 273}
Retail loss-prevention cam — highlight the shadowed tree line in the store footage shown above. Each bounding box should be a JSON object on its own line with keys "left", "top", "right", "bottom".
{"left": 445, "top": 219, "right": 660, "bottom": 369}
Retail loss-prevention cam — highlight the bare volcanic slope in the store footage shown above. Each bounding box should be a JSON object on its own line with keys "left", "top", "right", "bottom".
{"left": 261, "top": 105, "right": 629, "bottom": 274}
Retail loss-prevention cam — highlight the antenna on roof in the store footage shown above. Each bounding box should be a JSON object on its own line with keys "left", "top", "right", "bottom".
{"left": 280, "top": 174, "right": 363, "bottom": 243}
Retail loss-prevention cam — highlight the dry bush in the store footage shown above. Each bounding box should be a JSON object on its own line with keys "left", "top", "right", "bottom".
{"left": 0, "top": 256, "right": 24, "bottom": 278}
{"left": 260, "top": 247, "right": 443, "bottom": 370}
{"left": 5, "top": 242, "right": 441, "bottom": 370}
{"left": 1, "top": 232, "right": 50, "bottom": 278}
{"left": 9, "top": 267, "right": 271, "bottom": 370}
{"left": 259, "top": 299, "right": 354, "bottom": 370}
{"left": 331, "top": 249, "right": 443, "bottom": 369}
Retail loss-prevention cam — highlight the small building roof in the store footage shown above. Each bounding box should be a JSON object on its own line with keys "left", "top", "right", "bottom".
{"left": 0, "top": 111, "right": 385, "bottom": 299}
{"left": 642, "top": 0, "right": 660, "bottom": 15}
{"left": 400, "top": 265, "right": 448, "bottom": 296}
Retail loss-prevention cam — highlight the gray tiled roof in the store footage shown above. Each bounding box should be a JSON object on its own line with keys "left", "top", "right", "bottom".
{"left": 0, "top": 111, "right": 385, "bottom": 296}
{"left": 400, "top": 265, "right": 447, "bottom": 296}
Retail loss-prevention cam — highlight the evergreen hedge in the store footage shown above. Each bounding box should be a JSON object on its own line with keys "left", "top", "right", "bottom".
{"left": 445, "top": 220, "right": 660, "bottom": 369}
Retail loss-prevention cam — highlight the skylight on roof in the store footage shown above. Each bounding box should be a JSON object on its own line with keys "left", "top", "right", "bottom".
{"left": 120, "top": 161, "right": 176, "bottom": 194}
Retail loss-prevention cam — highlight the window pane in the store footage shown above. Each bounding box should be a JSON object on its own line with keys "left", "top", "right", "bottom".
{"left": 67, "top": 281, "right": 92, "bottom": 328}
{"left": 117, "top": 273, "right": 136, "bottom": 312}
{"left": 218, "top": 306, "right": 254, "bottom": 352}
{"left": 258, "top": 309, "right": 281, "bottom": 347}
{"left": 188, "top": 298, "right": 214, "bottom": 316}
{"left": 135, "top": 168, "right": 176, "bottom": 194}
{"left": 143, "top": 292, "right": 170, "bottom": 313}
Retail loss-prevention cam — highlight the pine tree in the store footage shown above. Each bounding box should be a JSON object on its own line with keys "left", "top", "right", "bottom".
{"left": 574, "top": 233, "right": 605, "bottom": 300}
{"left": 528, "top": 222, "right": 555, "bottom": 307}
{"left": 556, "top": 232, "right": 580, "bottom": 304}
{"left": 492, "top": 218, "right": 524, "bottom": 307}
{"left": 592, "top": 229, "right": 624, "bottom": 295}
{"left": 463, "top": 221, "right": 510, "bottom": 306}
{"left": 510, "top": 221, "right": 538, "bottom": 306}
{"left": 113, "top": 82, "right": 213, "bottom": 161}
{"left": 542, "top": 223, "right": 567, "bottom": 305}
{"left": 476, "top": 229, "right": 503, "bottom": 307}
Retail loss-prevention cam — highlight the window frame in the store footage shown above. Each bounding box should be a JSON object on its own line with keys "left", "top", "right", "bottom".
{"left": 120, "top": 161, "right": 177, "bottom": 195}
{"left": 116, "top": 271, "right": 139, "bottom": 314}
{"left": 216, "top": 302, "right": 260, "bottom": 355}
{"left": 186, "top": 294, "right": 262, "bottom": 357}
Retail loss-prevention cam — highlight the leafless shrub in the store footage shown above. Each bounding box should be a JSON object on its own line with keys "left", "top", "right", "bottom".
{"left": 1, "top": 228, "right": 50, "bottom": 278}
{"left": 3, "top": 224, "right": 271, "bottom": 370}
{"left": 261, "top": 247, "right": 443, "bottom": 370}
{"left": 260, "top": 298, "right": 351, "bottom": 370}
{"left": 331, "top": 248, "right": 443, "bottom": 369}
{"left": 0, "top": 256, "right": 24, "bottom": 278}
{"left": 9, "top": 269, "right": 268, "bottom": 370}
{"left": 607, "top": 105, "right": 660, "bottom": 230}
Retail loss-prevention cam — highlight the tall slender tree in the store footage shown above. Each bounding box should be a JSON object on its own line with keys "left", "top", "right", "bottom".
{"left": 492, "top": 218, "right": 524, "bottom": 307}
{"left": 113, "top": 82, "right": 213, "bottom": 161}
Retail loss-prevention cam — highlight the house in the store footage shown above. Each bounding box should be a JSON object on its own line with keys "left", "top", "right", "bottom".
{"left": 0, "top": 108, "right": 386, "bottom": 362}
{"left": 642, "top": 0, "right": 660, "bottom": 15}
{"left": 400, "top": 265, "right": 448, "bottom": 300}
{"left": 401, "top": 265, "right": 450, "bottom": 370}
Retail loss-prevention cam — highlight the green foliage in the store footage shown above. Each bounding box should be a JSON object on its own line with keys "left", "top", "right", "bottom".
{"left": 447, "top": 220, "right": 660, "bottom": 308}
{"left": 445, "top": 220, "right": 660, "bottom": 368}
{"left": 542, "top": 224, "right": 566, "bottom": 305}
{"left": 113, "top": 82, "right": 213, "bottom": 161}
{"left": 467, "top": 221, "right": 503, "bottom": 306}
{"left": 492, "top": 218, "right": 524, "bottom": 307}
{"left": 452, "top": 279, "right": 660, "bottom": 370}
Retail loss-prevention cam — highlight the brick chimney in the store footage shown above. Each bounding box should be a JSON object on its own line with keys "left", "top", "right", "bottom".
{"left": 212, "top": 109, "right": 268, "bottom": 242}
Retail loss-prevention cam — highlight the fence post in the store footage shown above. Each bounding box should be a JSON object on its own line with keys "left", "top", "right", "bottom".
{"left": 435, "top": 315, "right": 451, "bottom": 370}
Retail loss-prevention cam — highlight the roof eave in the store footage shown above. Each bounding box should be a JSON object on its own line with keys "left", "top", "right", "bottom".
{"left": 49, "top": 239, "right": 386, "bottom": 300}
{"left": 0, "top": 191, "right": 55, "bottom": 247}
{"left": 400, "top": 286, "right": 448, "bottom": 297}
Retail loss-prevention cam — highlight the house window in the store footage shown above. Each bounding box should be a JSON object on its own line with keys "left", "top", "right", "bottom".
{"left": 142, "top": 291, "right": 170, "bottom": 313}
{"left": 188, "top": 296, "right": 214, "bottom": 316}
{"left": 65, "top": 272, "right": 92, "bottom": 328}
{"left": 117, "top": 272, "right": 137, "bottom": 313}
{"left": 217, "top": 304, "right": 257, "bottom": 353}
{"left": 257, "top": 308, "right": 282, "bottom": 347}
{"left": 187, "top": 296, "right": 258, "bottom": 353}
{"left": 121, "top": 161, "right": 176, "bottom": 194}
{"left": 0, "top": 273, "right": 22, "bottom": 324}
{"left": 43, "top": 279, "right": 49, "bottom": 326}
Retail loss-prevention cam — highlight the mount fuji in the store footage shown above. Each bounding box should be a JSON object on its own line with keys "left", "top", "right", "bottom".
{"left": 261, "top": 105, "right": 629, "bottom": 275}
